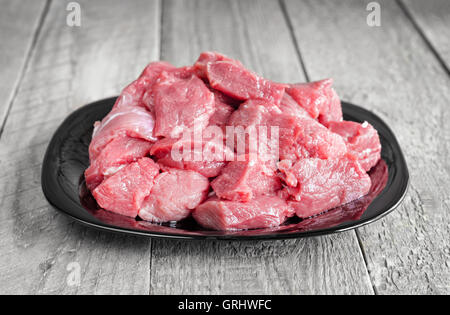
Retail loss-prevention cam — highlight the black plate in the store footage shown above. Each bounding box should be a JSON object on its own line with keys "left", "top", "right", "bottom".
{"left": 41, "top": 97, "right": 409, "bottom": 240}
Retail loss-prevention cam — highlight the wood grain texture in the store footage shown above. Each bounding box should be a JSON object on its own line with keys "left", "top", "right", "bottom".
{"left": 0, "top": 0, "right": 47, "bottom": 133}
{"left": 284, "top": 0, "right": 450, "bottom": 294}
{"left": 401, "top": 0, "right": 450, "bottom": 71}
{"left": 0, "top": 0, "right": 161, "bottom": 294}
{"left": 150, "top": 0, "right": 374, "bottom": 295}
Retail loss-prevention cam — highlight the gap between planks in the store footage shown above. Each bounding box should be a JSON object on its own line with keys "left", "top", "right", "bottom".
{"left": 0, "top": 0, "right": 52, "bottom": 139}
{"left": 279, "top": 0, "right": 311, "bottom": 82}
{"left": 396, "top": 0, "right": 450, "bottom": 77}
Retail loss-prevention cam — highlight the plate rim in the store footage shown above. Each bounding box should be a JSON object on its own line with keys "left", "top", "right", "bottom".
{"left": 41, "top": 98, "right": 409, "bottom": 241}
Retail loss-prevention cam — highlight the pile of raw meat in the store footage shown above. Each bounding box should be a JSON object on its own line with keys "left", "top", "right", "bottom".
{"left": 85, "top": 52, "right": 381, "bottom": 231}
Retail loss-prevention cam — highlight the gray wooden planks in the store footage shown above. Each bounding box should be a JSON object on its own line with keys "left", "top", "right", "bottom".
{"left": 150, "top": 0, "right": 374, "bottom": 295}
{"left": 1, "top": 0, "right": 447, "bottom": 295}
{"left": 0, "top": 0, "right": 47, "bottom": 134}
{"left": 284, "top": 0, "right": 450, "bottom": 294}
{"left": 401, "top": 0, "right": 450, "bottom": 72}
{"left": 0, "top": 0, "right": 161, "bottom": 294}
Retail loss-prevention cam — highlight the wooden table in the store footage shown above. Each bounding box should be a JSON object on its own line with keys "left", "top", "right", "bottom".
{"left": 0, "top": 0, "right": 449, "bottom": 295}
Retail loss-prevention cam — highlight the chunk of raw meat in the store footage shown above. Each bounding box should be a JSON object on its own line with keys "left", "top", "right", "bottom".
{"left": 206, "top": 61, "right": 287, "bottom": 105}
{"left": 89, "top": 106, "right": 157, "bottom": 161}
{"left": 93, "top": 158, "right": 160, "bottom": 218}
{"left": 150, "top": 136, "right": 234, "bottom": 178}
{"left": 289, "top": 159, "right": 388, "bottom": 232}
{"left": 168, "top": 66, "right": 197, "bottom": 79}
{"left": 208, "top": 85, "right": 242, "bottom": 108}
{"left": 278, "top": 158, "right": 371, "bottom": 218}
{"left": 209, "top": 97, "right": 234, "bottom": 127}
{"left": 279, "top": 115, "right": 347, "bottom": 161}
{"left": 85, "top": 136, "right": 153, "bottom": 191}
{"left": 228, "top": 99, "right": 347, "bottom": 161}
{"left": 193, "top": 196, "right": 294, "bottom": 231}
{"left": 286, "top": 79, "right": 342, "bottom": 126}
{"left": 114, "top": 61, "right": 175, "bottom": 110}
{"left": 194, "top": 51, "right": 243, "bottom": 79}
{"left": 227, "top": 99, "right": 284, "bottom": 161}
{"left": 141, "top": 65, "right": 197, "bottom": 112}
{"left": 279, "top": 93, "right": 310, "bottom": 118}
{"left": 228, "top": 99, "right": 274, "bottom": 127}
{"left": 211, "top": 155, "right": 281, "bottom": 202}
{"left": 138, "top": 169, "right": 209, "bottom": 223}
{"left": 153, "top": 72, "right": 215, "bottom": 138}
{"left": 328, "top": 121, "right": 381, "bottom": 171}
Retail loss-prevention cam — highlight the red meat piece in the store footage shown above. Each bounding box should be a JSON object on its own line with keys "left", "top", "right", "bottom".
{"left": 141, "top": 65, "right": 197, "bottom": 112}
{"left": 228, "top": 99, "right": 347, "bottom": 161}
{"left": 209, "top": 97, "right": 234, "bottom": 127}
{"left": 89, "top": 106, "right": 157, "bottom": 161}
{"left": 194, "top": 51, "right": 243, "bottom": 79}
{"left": 114, "top": 61, "right": 175, "bottom": 110}
{"left": 211, "top": 155, "right": 281, "bottom": 202}
{"left": 150, "top": 136, "right": 234, "bottom": 178}
{"left": 278, "top": 115, "right": 347, "bottom": 161}
{"left": 206, "top": 61, "right": 287, "bottom": 105}
{"left": 227, "top": 99, "right": 284, "bottom": 161}
{"left": 85, "top": 136, "right": 153, "bottom": 191}
{"left": 279, "top": 93, "right": 310, "bottom": 118}
{"left": 328, "top": 121, "right": 381, "bottom": 171}
{"left": 208, "top": 87, "right": 242, "bottom": 108}
{"left": 153, "top": 72, "right": 215, "bottom": 138}
{"left": 286, "top": 79, "right": 342, "bottom": 126}
{"left": 193, "top": 196, "right": 294, "bottom": 231}
{"left": 93, "top": 158, "right": 160, "bottom": 218}
{"left": 139, "top": 169, "right": 209, "bottom": 223}
{"left": 228, "top": 99, "right": 273, "bottom": 126}
{"left": 278, "top": 158, "right": 371, "bottom": 218}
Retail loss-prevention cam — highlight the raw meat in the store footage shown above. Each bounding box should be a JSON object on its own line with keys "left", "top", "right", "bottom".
{"left": 139, "top": 169, "right": 209, "bottom": 223}
{"left": 289, "top": 159, "right": 388, "bottom": 232}
{"left": 211, "top": 155, "right": 281, "bottom": 202}
{"left": 86, "top": 51, "right": 383, "bottom": 231}
{"left": 85, "top": 136, "right": 153, "bottom": 191}
{"left": 227, "top": 99, "right": 288, "bottom": 161}
{"left": 193, "top": 196, "right": 294, "bottom": 231}
{"left": 278, "top": 115, "right": 347, "bottom": 161}
{"left": 141, "top": 65, "right": 197, "bottom": 112}
{"left": 278, "top": 158, "right": 372, "bottom": 218}
{"left": 150, "top": 136, "right": 234, "bottom": 178}
{"left": 194, "top": 51, "right": 243, "bottom": 79}
{"left": 209, "top": 97, "right": 234, "bottom": 127}
{"left": 168, "top": 66, "right": 197, "bottom": 79}
{"left": 89, "top": 106, "right": 157, "bottom": 161}
{"left": 279, "top": 93, "right": 310, "bottom": 118}
{"left": 114, "top": 61, "right": 175, "bottom": 110}
{"left": 328, "top": 120, "right": 381, "bottom": 171}
{"left": 228, "top": 99, "right": 274, "bottom": 127}
{"left": 208, "top": 86, "right": 242, "bottom": 108}
{"left": 92, "top": 158, "right": 160, "bottom": 218}
{"left": 206, "top": 61, "right": 287, "bottom": 105}
{"left": 153, "top": 72, "right": 215, "bottom": 138}
{"left": 286, "top": 79, "right": 342, "bottom": 126}
{"left": 228, "top": 99, "right": 347, "bottom": 161}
